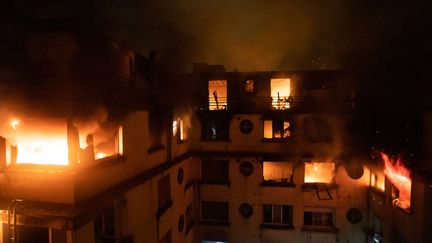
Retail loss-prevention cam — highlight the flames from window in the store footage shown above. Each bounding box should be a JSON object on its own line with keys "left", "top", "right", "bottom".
{"left": 380, "top": 152, "right": 411, "bottom": 211}
{"left": 304, "top": 162, "right": 335, "bottom": 184}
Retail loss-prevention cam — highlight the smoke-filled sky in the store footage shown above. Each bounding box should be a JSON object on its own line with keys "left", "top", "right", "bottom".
{"left": 10, "top": 0, "right": 430, "bottom": 72}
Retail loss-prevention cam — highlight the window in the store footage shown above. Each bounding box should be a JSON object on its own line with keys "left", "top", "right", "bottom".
{"left": 239, "top": 203, "right": 253, "bottom": 218}
{"left": 158, "top": 175, "right": 171, "bottom": 209}
{"left": 185, "top": 203, "right": 193, "bottom": 233}
{"left": 239, "top": 161, "right": 254, "bottom": 176}
{"left": 94, "top": 206, "right": 118, "bottom": 242}
{"left": 159, "top": 230, "right": 171, "bottom": 243}
{"left": 370, "top": 172, "right": 385, "bottom": 191}
{"left": 201, "top": 160, "right": 229, "bottom": 184}
{"left": 262, "top": 161, "right": 293, "bottom": 185}
{"left": 304, "top": 162, "right": 335, "bottom": 184}
{"left": 202, "top": 119, "right": 229, "bottom": 140}
{"left": 208, "top": 80, "right": 227, "bottom": 110}
{"left": 271, "top": 78, "right": 291, "bottom": 109}
{"left": 93, "top": 126, "right": 123, "bottom": 160}
{"left": 304, "top": 209, "right": 334, "bottom": 227}
{"left": 239, "top": 119, "right": 253, "bottom": 134}
{"left": 174, "top": 118, "right": 188, "bottom": 142}
{"left": 263, "top": 120, "right": 291, "bottom": 139}
{"left": 263, "top": 204, "right": 293, "bottom": 225}
{"left": 149, "top": 110, "right": 164, "bottom": 148}
{"left": 201, "top": 201, "right": 229, "bottom": 222}
{"left": 245, "top": 80, "right": 254, "bottom": 93}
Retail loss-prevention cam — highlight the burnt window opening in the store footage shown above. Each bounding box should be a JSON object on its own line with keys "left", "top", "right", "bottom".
{"left": 370, "top": 172, "right": 385, "bottom": 192}
{"left": 263, "top": 204, "right": 293, "bottom": 225}
{"left": 245, "top": 80, "right": 254, "bottom": 93}
{"left": 239, "top": 161, "right": 254, "bottom": 176}
{"left": 202, "top": 118, "right": 229, "bottom": 140}
{"left": 304, "top": 117, "right": 332, "bottom": 143}
{"left": 239, "top": 119, "right": 253, "bottom": 134}
{"left": 158, "top": 175, "right": 172, "bottom": 213}
{"left": 304, "top": 162, "right": 335, "bottom": 184}
{"left": 208, "top": 80, "right": 227, "bottom": 110}
{"left": 303, "top": 209, "right": 334, "bottom": 227}
{"left": 201, "top": 160, "right": 229, "bottom": 184}
{"left": 201, "top": 201, "right": 229, "bottom": 223}
{"left": 159, "top": 230, "right": 171, "bottom": 243}
{"left": 94, "top": 206, "right": 118, "bottom": 242}
{"left": 271, "top": 78, "right": 292, "bottom": 109}
{"left": 263, "top": 119, "right": 291, "bottom": 139}
{"left": 149, "top": 110, "right": 164, "bottom": 149}
{"left": 262, "top": 161, "right": 294, "bottom": 186}
{"left": 239, "top": 203, "right": 253, "bottom": 218}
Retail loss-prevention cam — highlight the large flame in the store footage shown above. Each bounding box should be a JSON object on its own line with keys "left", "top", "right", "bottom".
{"left": 12, "top": 118, "right": 69, "bottom": 166}
{"left": 304, "top": 162, "right": 335, "bottom": 183}
{"left": 380, "top": 152, "right": 411, "bottom": 210}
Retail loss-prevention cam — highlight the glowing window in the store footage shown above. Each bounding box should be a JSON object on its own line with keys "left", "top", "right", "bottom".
{"left": 179, "top": 119, "right": 187, "bottom": 141}
{"left": 208, "top": 80, "right": 227, "bottom": 110}
{"left": 93, "top": 126, "right": 123, "bottom": 160}
{"left": 271, "top": 78, "right": 291, "bottom": 109}
{"left": 263, "top": 161, "right": 293, "bottom": 183}
{"left": 304, "top": 162, "right": 335, "bottom": 183}
{"left": 172, "top": 120, "right": 178, "bottom": 136}
{"left": 263, "top": 120, "right": 291, "bottom": 139}
{"left": 371, "top": 172, "right": 385, "bottom": 192}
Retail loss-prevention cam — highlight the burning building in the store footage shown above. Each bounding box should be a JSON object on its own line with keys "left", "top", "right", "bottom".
{"left": 0, "top": 16, "right": 431, "bottom": 243}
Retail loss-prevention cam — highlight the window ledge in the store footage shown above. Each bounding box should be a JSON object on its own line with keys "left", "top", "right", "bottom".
{"left": 148, "top": 144, "right": 165, "bottom": 153}
{"left": 261, "top": 181, "right": 295, "bottom": 188}
{"left": 301, "top": 183, "right": 338, "bottom": 190}
{"left": 156, "top": 199, "right": 173, "bottom": 218}
{"left": 199, "top": 180, "right": 231, "bottom": 186}
{"left": 201, "top": 138, "right": 231, "bottom": 142}
{"left": 261, "top": 138, "right": 291, "bottom": 143}
{"left": 301, "top": 225, "right": 338, "bottom": 233}
{"left": 260, "top": 224, "right": 294, "bottom": 230}
{"left": 199, "top": 220, "right": 230, "bottom": 226}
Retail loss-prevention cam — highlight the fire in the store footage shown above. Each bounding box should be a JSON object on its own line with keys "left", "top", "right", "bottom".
{"left": 380, "top": 152, "right": 411, "bottom": 210}
{"left": 304, "top": 162, "right": 335, "bottom": 183}
{"left": 13, "top": 118, "right": 69, "bottom": 166}
{"left": 271, "top": 78, "right": 291, "bottom": 109}
{"left": 95, "top": 152, "right": 107, "bottom": 159}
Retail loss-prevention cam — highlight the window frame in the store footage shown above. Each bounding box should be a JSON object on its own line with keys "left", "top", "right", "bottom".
{"left": 262, "top": 204, "right": 293, "bottom": 226}
{"left": 263, "top": 119, "right": 292, "bottom": 140}
{"left": 201, "top": 201, "right": 229, "bottom": 224}
{"left": 200, "top": 160, "right": 229, "bottom": 185}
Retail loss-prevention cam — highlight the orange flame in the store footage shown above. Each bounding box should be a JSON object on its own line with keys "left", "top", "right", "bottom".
{"left": 380, "top": 152, "right": 411, "bottom": 210}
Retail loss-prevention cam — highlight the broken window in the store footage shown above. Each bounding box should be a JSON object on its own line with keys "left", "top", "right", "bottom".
{"left": 201, "top": 201, "right": 229, "bottom": 222}
{"left": 263, "top": 119, "right": 291, "bottom": 139}
{"left": 208, "top": 80, "right": 227, "bottom": 110}
{"left": 263, "top": 204, "right": 293, "bottom": 225}
{"left": 304, "top": 162, "right": 335, "bottom": 184}
{"left": 262, "top": 161, "right": 293, "bottom": 184}
{"left": 201, "top": 160, "right": 229, "bottom": 184}
{"left": 271, "top": 78, "right": 291, "bottom": 109}
{"left": 245, "top": 80, "right": 254, "bottom": 93}
{"left": 304, "top": 208, "right": 334, "bottom": 227}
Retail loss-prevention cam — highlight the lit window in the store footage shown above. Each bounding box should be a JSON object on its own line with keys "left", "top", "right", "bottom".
{"left": 263, "top": 161, "right": 293, "bottom": 184}
{"left": 179, "top": 119, "right": 187, "bottom": 141}
{"left": 303, "top": 209, "right": 334, "bottom": 227}
{"left": 93, "top": 126, "right": 123, "bottom": 160}
{"left": 371, "top": 172, "right": 385, "bottom": 192}
{"left": 172, "top": 120, "right": 178, "bottom": 136}
{"left": 304, "top": 162, "right": 335, "bottom": 184}
{"left": 263, "top": 120, "right": 291, "bottom": 139}
{"left": 208, "top": 80, "right": 227, "bottom": 110}
{"left": 263, "top": 204, "right": 293, "bottom": 225}
{"left": 245, "top": 80, "right": 254, "bottom": 93}
{"left": 271, "top": 78, "right": 291, "bottom": 109}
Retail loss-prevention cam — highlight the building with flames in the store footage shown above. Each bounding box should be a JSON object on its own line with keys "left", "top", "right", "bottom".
{"left": 0, "top": 19, "right": 431, "bottom": 243}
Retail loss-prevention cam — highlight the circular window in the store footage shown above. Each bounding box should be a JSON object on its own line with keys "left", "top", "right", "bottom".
{"left": 178, "top": 214, "right": 185, "bottom": 232}
{"left": 239, "top": 120, "right": 253, "bottom": 134}
{"left": 177, "top": 167, "right": 184, "bottom": 184}
{"left": 345, "top": 162, "right": 364, "bottom": 180}
{"left": 239, "top": 161, "right": 254, "bottom": 176}
{"left": 346, "top": 208, "right": 363, "bottom": 224}
{"left": 239, "top": 203, "right": 253, "bottom": 218}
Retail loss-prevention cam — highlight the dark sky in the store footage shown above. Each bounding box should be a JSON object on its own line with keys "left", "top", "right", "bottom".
{"left": 9, "top": 0, "right": 431, "bottom": 72}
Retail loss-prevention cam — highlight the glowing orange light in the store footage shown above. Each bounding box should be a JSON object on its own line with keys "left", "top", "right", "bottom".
{"left": 14, "top": 118, "right": 69, "bottom": 166}
{"left": 10, "top": 119, "right": 20, "bottom": 130}
{"left": 95, "top": 152, "right": 107, "bottom": 159}
{"left": 380, "top": 152, "right": 411, "bottom": 210}
{"left": 304, "top": 162, "right": 335, "bottom": 183}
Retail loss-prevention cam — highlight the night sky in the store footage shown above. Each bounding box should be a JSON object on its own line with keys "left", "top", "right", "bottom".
{"left": 1, "top": 0, "right": 432, "bottom": 166}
